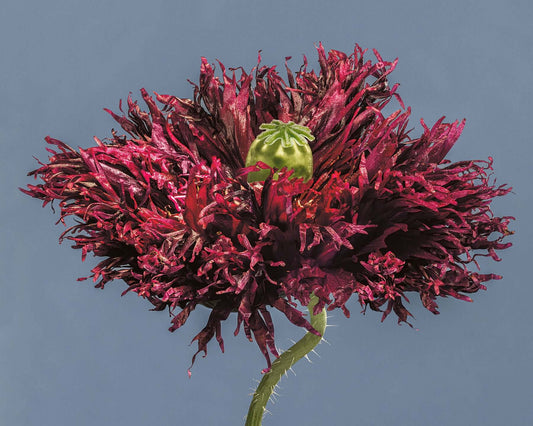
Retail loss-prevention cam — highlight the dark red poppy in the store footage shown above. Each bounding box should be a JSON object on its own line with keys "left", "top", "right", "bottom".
{"left": 22, "top": 44, "right": 513, "bottom": 372}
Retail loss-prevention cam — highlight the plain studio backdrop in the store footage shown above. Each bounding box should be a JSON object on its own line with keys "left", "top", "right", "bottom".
{"left": 1, "top": 1, "right": 530, "bottom": 425}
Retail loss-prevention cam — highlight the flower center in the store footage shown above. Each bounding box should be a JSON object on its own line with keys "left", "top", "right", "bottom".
{"left": 245, "top": 120, "right": 314, "bottom": 182}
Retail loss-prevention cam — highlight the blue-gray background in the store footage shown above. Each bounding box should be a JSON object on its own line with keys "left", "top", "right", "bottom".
{"left": 1, "top": 1, "right": 530, "bottom": 425}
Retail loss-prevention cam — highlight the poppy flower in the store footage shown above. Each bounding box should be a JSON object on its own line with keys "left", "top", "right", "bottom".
{"left": 22, "top": 43, "right": 513, "bottom": 372}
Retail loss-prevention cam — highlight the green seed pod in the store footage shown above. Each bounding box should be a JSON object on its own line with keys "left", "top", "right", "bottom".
{"left": 245, "top": 120, "right": 315, "bottom": 183}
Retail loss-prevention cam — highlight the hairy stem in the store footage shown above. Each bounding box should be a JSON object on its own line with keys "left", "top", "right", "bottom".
{"left": 245, "top": 295, "right": 327, "bottom": 426}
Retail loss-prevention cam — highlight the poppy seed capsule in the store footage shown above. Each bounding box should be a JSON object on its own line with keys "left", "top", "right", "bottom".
{"left": 245, "top": 120, "right": 314, "bottom": 182}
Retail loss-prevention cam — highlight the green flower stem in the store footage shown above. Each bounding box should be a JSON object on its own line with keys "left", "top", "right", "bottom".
{"left": 245, "top": 295, "right": 327, "bottom": 426}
